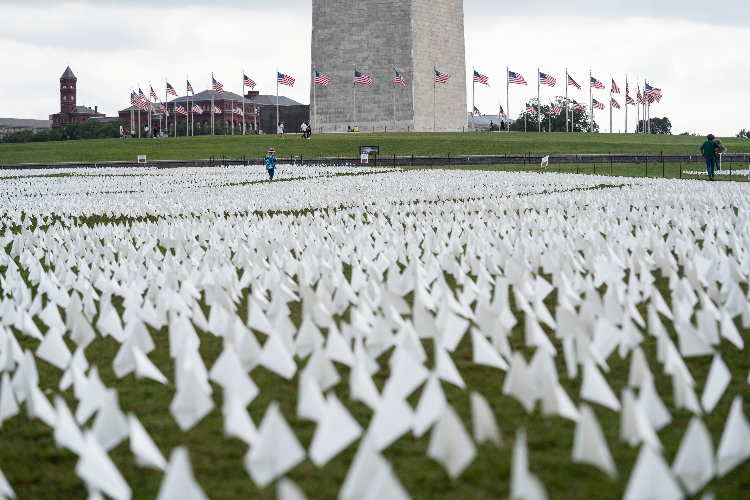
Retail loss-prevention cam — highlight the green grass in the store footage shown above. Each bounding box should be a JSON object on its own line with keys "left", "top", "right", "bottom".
{"left": 1, "top": 209, "right": 749, "bottom": 499}
{"left": 1, "top": 132, "right": 749, "bottom": 165}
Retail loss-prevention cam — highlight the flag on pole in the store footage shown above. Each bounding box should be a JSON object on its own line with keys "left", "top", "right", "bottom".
{"left": 435, "top": 70, "right": 450, "bottom": 83}
{"left": 150, "top": 86, "right": 158, "bottom": 101}
{"left": 626, "top": 95, "right": 636, "bottom": 105}
{"left": 314, "top": 71, "right": 330, "bottom": 87}
{"left": 637, "top": 88, "right": 644, "bottom": 104}
{"left": 174, "top": 103, "right": 188, "bottom": 116}
{"left": 473, "top": 106, "right": 482, "bottom": 117}
{"left": 130, "top": 91, "right": 136, "bottom": 108}
{"left": 645, "top": 83, "right": 662, "bottom": 102}
{"left": 213, "top": 105, "right": 222, "bottom": 114}
{"left": 525, "top": 103, "right": 536, "bottom": 115}
{"left": 611, "top": 79, "right": 620, "bottom": 94}
{"left": 570, "top": 100, "right": 585, "bottom": 110}
{"left": 395, "top": 70, "right": 405, "bottom": 87}
{"left": 567, "top": 74, "right": 581, "bottom": 89}
{"left": 243, "top": 74, "right": 256, "bottom": 89}
{"left": 160, "top": 102, "right": 169, "bottom": 115}
{"left": 212, "top": 77, "right": 224, "bottom": 93}
{"left": 590, "top": 76, "right": 605, "bottom": 89}
{"left": 148, "top": 102, "right": 156, "bottom": 114}
{"left": 192, "top": 103, "right": 203, "bottom": 114}
{"left": 499, "top": 105, "right": 507, "bottom": 118}
{"left": 550, "top": 102, "right": 562, "bottom": 116}
{"left": 187, "top": 80, "right": 194, "bottom": 96}
{"left": 508, "top": 71, "right": 527, "bottom": 85}
{"left": 354, "top": 70, "right": 372, "bottom": 86}
{"left": 611, "top": 97, "right": 621, "bottom": 109}
{"left": 166, "top": 83, "right": 178, "bottom": 97}
{"left": 138, "top": 88, "right": 148, "bottom": 110}
{"left": 473, "top": 70, "right": 489, "bottom": 86}
{"left": 277, "top": 72, "right": 295, "bottom": 86}
{"left": 539, "top": 72, "right": 556, "bottom": 87}
{"left": 232, "top": 104, "right": 244, "bottom": 116}
{"left": 592, "top": 98, "right": 605, "bottom": 110}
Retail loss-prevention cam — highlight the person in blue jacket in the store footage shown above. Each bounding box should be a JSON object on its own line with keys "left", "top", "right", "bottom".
{"left": 264, "top": 148, "right": 276, "bottom": 183}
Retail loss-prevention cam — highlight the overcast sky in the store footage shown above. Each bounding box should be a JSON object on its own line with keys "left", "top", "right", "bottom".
{"left": 1, "top": 0, "right": 748, "bottom": 136}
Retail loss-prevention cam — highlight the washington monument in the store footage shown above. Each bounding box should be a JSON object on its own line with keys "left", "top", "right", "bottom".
{"left": 311, "top": 0, "right": 467, "bottom": 133}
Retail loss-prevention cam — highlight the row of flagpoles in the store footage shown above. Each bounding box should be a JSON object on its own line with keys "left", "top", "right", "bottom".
{"left": 470, "top": 68, "right": 661, "bottom": 133}
{"left": 128, "top": 71, "right": 296, "bottom": 137}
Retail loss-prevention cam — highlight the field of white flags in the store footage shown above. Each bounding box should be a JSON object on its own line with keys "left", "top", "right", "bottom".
{"left": 0, "top": 164, "right": 749, "bottom": 500}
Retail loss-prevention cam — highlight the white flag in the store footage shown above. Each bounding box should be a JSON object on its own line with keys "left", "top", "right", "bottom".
{"left": 541, "top": 155, "right": 549, "bottom": 169}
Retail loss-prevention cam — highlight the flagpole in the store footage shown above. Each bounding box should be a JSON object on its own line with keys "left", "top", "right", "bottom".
{"left": 353, "top": 64, "right": 356, "bottom": 131}
{"left": 537, "top": 67, "right": 540, "bottom": 133}
{"left": 242, "top": 70, "right": 245, "bottom": 135}
{"left": 211, "top": 73, "right": 215, "bottom": 136}
{"left": 505, "top": 66, "right": 510, "bottom": 132}
{"left": 565, "top": 69, "right": 569, "bottom": 132}
{"left": 433, "top": 64, "right": 436, "bottom": 132}
{"left": 589, "top": 71, "right": 593, "bottom": 133}
{"left": 130, "top": 87, "right": 134, "bottom": 138}
{"left": 138, "top": 84, "right": 141, "bottom": 138}
{"left": 165, "top": 79, "right": 169, "bottom": 138}
{"left": 148, "top": 82, "right": 151, "bottom": 138}
{"left": 609, "top": 72, "right": 612, "bottom": 134}
{"left": 472, "top": 66, "right": 475, "bottom": 131}
{"left": 393, "top": 66, "right": 396, "bottom": 133}
{"left": 231, "top": 98, "right": 234, "bottom": 136}
{"left": 277, "top": 68, "right": 280, "bottom": 134}
{"left": 625, "top": 75, "right": 628, "bottom": 134}
{"left": 313, "top": 64, "right": 317, "bottom": 134}
{"left": 548, "top": 101, "right": 551, "bottom": 133}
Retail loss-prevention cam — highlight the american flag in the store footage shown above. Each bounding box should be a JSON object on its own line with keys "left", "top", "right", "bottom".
{"left": 550, "top": 102, "right": 562, "bottom": 116}
{"left": 626, "top": 95, "right": 636, "bottom": 105}
{"left": 278, "top": 72, "right": 295, "bottom": 87}
{"left": 166, "top": 83, "right": 178, "bottom": 97}
{"left": 539, "top": 72, "right": 556, "bottom": 87}
{"left": 611, "top": 97, "right": 621, "bottom": 109}
{"left": 567, "top": 74, "right": 581, "bottom": 89}
{"left": 232, "top": 104, "right": 244, "bottom": 116}
{"left": 592, "top": 98, "right": 605, "bottom": 110}
{"left": 150, "top": 86, "right": 158, "bottom": 101}
{"left": 193, "top": 103, "right": 203, "bottom": 114}
{"left": 473, "top": 70, "right": 489, "bottom": 86}
{"left": 244, "top": 74, "right": 256, "bottom": 89}
{"left": 148, "top": 101, "right": 156, "bottom": 114}
{"left": 590, "top": 76, "right": 605, "bottom": 89}
{"left": 473, "top": 106, "right": 482, "bottom": 117}
{"left": 354, "top": 70, "right": 372, "bottom": 86}
{"left": 395, "top": 70, "right": 405, "bottom": 87}
{"left": 435, "top": 70, "right": 450, "bottom": 84}
{"left": 315, "top": 71, "right": 330, "bottom": 87}
{"left": 174, "top": 103, "right": 188, "bottom": 116}
{"left": 508, "top": 71, "right": 527, "bottom": 85}
{"left": 525, "top": 103, "right": 536, "bottom": 115}
{"left": 187, "top": 80, "right": 194, "bottom": 96}
{"left": 645, "top": 83, "right": 662, "bottom": 102}
{"left": 160, "top": 102, "right": 169, "bottom": 115}
{"left": 138, "top": 88, "right": 148, "bottom": 110}
{"left": 499, "top": 105, "right": 506, "bottom": 118}
{"left": 212, "top": 77, "right": 224, "bottom": 93}
{"left": 130, "top": 91, "right": 136, "bottom": 108}
{"left": 570, "top": 100, "right": 585, "bottom": 110}
{"left": 214, "top": 105, "right": 222, "bottom": 114}
{"left": 611, "top": 79, "right": 620, "bottom": 94}
{"left": 637, "top": 88, "right": 644, "bottom": 104}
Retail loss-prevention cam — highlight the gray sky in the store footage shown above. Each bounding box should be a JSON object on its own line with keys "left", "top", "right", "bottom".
{"left": 1, "top": 0, "right": 747, "bottom": 136}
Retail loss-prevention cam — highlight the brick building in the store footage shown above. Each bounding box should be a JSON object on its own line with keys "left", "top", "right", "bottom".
{"left": 50, "top": 67, "right": 105, "bottom": 129}
{"left": 118, "top": 90, "right": 308, "bottom": 135}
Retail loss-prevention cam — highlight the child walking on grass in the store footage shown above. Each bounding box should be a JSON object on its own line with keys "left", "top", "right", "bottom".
{"left": 265, "top": 148, "right": 276, "bottom": 183}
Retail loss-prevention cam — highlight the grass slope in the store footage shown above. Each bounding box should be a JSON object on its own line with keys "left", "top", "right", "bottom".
{"left": 1, "top": 132, "right": 749, "bottom": 165}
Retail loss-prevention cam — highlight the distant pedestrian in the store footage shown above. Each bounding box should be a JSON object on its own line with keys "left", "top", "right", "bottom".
{"left": 153, "top": 124, "right": 158, "bottom": 139}
{"left": 500, "top": 121, "right": 506, "bottom": 131}
{"left": 119, "top": 125, "right": 124, "bottom": 138}
{"left": 278, "top": 121, "right": 285, "bottom": 139}
{"left": 144, "top": 125, "right": 149, "bottom": 138}
{"left": 265, "top": 148, "right": 277, "bottom": 183}
{"left": 715, "top": 139, "right": 727, "bottom": 171}
{"left": 305, "top": 120, "right": 312, "bottom": 139}
{"left": 489, "top": 120, "right": 494, "bottom": 131}
{"left": 300, "top": 121, "right": 307, "bottom": 139}
{"left": 700, "top": 133, "right": 719, "bottom": 181}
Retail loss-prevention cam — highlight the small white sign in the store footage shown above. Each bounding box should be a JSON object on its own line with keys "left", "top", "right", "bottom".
{"left": 361, "top": 153, "right": 369, "bottom": 164}
{"left": 137, "top": 155, "right": 147, "bottom": 164}
{"left": 541, "top": 155, "right": 549, "bottom": 169}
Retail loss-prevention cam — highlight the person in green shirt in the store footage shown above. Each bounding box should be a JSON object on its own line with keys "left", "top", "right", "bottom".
{"left": 700, "top": 134, "right": 719, "bottom": 181}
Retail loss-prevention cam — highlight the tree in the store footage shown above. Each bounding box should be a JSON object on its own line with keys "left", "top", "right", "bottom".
{"left": 637, "top": 117, "right": 671, "bottom": 134}
{"left": 509, "top": 97, "right": 596, "bottom": 132}
{"left": 735, "top": 129, "right": 749, "bottom": 138}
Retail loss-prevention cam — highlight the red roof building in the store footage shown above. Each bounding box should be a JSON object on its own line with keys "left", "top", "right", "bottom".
{"left": 50, "top": 67, "right": 104, "bottom": 128}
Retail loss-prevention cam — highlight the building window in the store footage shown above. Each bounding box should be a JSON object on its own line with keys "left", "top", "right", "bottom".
{"left": 63, "top": 96, "right": 67, "bottom": 100}
{"left": 63, "top": 85, "right": 67, "bottom": 89}
{"left": 71, "top": 86, "right": 75, "bottom": 89}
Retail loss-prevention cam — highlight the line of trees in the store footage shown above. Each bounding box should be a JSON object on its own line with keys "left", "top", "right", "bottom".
{"left": 1, "top": 119, "right": 127, "bottom": 143}
{"left": 637, "top": 117, "right": 671, "bottom": 135}
{"left": 736, "top": 129, "right": 749, "bottom": 138}
{"left": 509, "top": 98, "right": 596, "bottom": 132}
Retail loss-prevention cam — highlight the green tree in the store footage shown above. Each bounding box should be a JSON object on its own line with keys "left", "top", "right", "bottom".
{"left": 509, "top": 97, "right": 596, "bottom": 132}
{"left": 637, "top": 117, "right": 671, "bottom": 134}
{"left": 735, "top": 129, "right": 749, "bottom": 138}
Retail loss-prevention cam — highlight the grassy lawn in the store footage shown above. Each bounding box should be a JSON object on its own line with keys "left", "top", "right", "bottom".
{"left": 1, "top": 132, "right": 749, "bottom": 165}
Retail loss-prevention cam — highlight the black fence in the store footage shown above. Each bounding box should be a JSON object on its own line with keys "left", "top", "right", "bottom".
{"left": 1, "top": 153, "right": 748, "bottom": 171}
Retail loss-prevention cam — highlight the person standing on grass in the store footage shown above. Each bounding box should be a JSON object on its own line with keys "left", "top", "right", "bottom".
{"left": 305, "top": 120, "right": 312, "bottom": 139}
{"left": 300, "top": 121, "right": 307, "bottom": 139}
{"left": 278, "top": 121, "right": 285, "bottom": 139}
{"left": 701, "top": 133, "right": 719, "bottom": 181}
{"left": 265, "top": 147, "right": 277, "bottom": 183}
{"left": 715, "top": 139, "right": 727, "bottom": 171}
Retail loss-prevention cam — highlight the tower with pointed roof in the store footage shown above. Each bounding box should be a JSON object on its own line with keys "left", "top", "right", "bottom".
{"left": 60, "top": 66, "right": 77, "bottom": 113}
{"left": 51, "top": 66, "right": 104, "bottom": 129}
